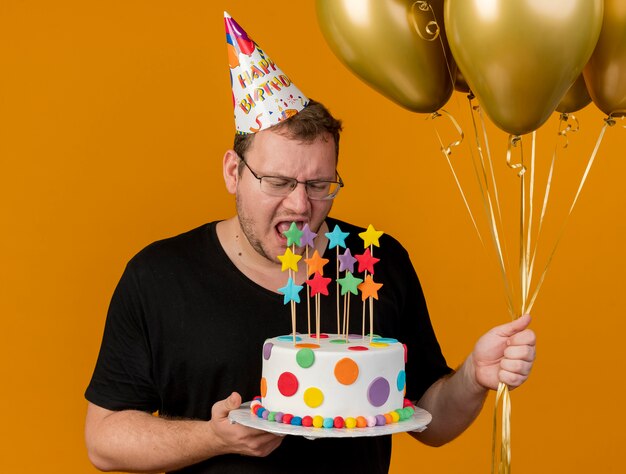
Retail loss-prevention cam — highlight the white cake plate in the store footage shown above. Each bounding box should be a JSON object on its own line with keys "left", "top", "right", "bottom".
{"left": 228, "top": 402, "right": 432, "bottom": 440}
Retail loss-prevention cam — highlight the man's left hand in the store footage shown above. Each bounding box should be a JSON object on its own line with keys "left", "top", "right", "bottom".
{"left": 471, "top": 314, "right": 536, "bottom": 390}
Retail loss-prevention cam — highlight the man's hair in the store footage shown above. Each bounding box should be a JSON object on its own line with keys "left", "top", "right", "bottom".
{"left": 233, "top": 98, "right": 343, "bottom": 174}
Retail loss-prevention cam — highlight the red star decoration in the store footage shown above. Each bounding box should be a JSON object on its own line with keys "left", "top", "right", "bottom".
{"left": 354, "top": 248, "right": 380, "bottom": 274}
{"left": 305, "top": 272, "right": 332, "bottom": 297}
{"left": 358, "top": 275, "right": 383, "bottom": 301}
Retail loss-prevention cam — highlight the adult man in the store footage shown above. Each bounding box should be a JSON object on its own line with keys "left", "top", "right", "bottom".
{"left": 85, "top": 15, "right": 535, "bottom": 474}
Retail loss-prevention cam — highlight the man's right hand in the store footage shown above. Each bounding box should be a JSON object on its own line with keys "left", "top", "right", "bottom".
{"left": 208, "top": 392, "right": 284, "bottom": 458}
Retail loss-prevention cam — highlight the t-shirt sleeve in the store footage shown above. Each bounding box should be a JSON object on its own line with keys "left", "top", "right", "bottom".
{"left": 85, "top": 258, "right": 160, "bottom": 412}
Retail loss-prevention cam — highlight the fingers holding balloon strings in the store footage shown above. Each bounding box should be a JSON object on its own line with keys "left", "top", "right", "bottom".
{"left": 503, "top": 342, "right": 535, "bottom": 364}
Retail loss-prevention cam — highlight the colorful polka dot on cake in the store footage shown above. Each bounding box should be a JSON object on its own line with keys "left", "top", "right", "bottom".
{"left": 263, "top": 342, "right": 273, "bottom": 360}
{"left": 368, "top": 377, "right": 391, "bottom": 407}
{"left": 303, "top": 387, "right": 324, "bottom": 408}
{"left": 296, "top": 348, "right": 315, "bottom": 368}
{"left": 396, "top": 370, "right": 406, "bottom": 391}
{"left": 277, "top": 372, "right": 298, "bottom": 397}
{"left": 334, "top": 357, "right": 359, "bottom": 385}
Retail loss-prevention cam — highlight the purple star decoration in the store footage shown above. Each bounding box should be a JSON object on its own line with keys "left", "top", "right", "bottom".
{"left": 338, "top": 248, "right": 357, "bottom": 273}
{"left": 300, "top": 223, "right": 317, "bottom": 248}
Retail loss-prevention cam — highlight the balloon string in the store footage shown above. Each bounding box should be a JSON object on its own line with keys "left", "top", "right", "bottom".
{"left": 525, "top": 132, "right": 538, "bottom": 307}
{"left": 430, "top": 110, "right": 485, "bottom": 246}
{"left": 525, "top": 116, "right": 612, "bottom": 313}
{"left": 410, "top": 2, "right": 458, "bottom": 93}
{"left": 492, "top": 382, "right": 512, "bottom": 474}
{"left": 466, "top": 99, "right": 515, "bottom": 317}
{"left": 527, "top": 114, "right": 576, "bottom": 300}
{"left": 410, "top": 2, "right": 440, "bottom": 41}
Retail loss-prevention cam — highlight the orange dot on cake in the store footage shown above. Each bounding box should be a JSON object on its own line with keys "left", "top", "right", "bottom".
{"left": 334, "top": 357, "right": 359, "bottom": 385}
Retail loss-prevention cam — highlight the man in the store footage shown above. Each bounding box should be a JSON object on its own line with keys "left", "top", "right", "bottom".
{"left": 85, "top": 15, "right": 535, "bottom": 474}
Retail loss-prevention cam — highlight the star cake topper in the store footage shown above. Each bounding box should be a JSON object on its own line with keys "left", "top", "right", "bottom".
{"left": 358, "top": 275, "right": 383, "bottom": 301}
{"left": 337, "top": 248, "right": 357, "bottom": 273}
{"left": 325, "top": 224, "right": 350, "bottom": 250}
{"left": 306, "top": 272, "right": 332, "bottom": 297}
{"left": 358, "top": 224, "right": 384, "bottom": 248}
{"left": 337, "top": 272, "right": 363, "bottom": 296}
{"left": 278, "top": 247, "right": 301, "bottom": 272}
{"left": 278, "top": 277, "right": 303, "bottom": 304}
{"left": 304, "top": 250, "right": 329, "bottom": 276}
{"left": 354, "top": 248, "right": 380, "bottom": 274}
{"left": 282, "top": 222, "right": 303, "bottom": 247}
{"left": 300, "top": 223, "right": 317, "bottom": 248}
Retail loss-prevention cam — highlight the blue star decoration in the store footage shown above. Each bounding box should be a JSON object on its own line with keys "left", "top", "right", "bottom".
{"left": 277, "top": 277, "right": 303, "bottom": 304}
{"left": 325, "top": 224, "right": 350, "bottom": 249}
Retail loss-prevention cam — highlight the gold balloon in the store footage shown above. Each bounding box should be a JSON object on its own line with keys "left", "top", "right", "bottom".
{"left": 454, "top": 68, "right": 471, "bottom": 94}
{"left": 445, "top": 0, "right": 603, "bottom": 136}
{"left": 583, "top": 0, "right": 626, "bottom": 117}
{"left": 557, "top": 74, "right": 591, "bottom": 114}
{"left": 316, "top": 0, "right": 454, "bottom": 113}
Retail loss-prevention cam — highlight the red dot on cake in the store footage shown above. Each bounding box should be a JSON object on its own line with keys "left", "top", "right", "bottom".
{"left": 277, "top": 372, "right": 299, "bottom": 397}
{"left": 348, "top": 345, "right": 369, "bottom": 351}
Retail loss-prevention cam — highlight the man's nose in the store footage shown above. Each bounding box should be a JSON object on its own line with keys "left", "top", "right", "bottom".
{"left": 283, "top": 182, "right": 310, "bottom": 213}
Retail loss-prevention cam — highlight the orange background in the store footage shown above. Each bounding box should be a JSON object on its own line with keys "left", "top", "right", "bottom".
{"left": 1, "top": 1, "right": 625, "bottom": 472}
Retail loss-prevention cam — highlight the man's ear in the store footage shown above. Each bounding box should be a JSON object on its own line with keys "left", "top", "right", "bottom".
{"left": 223, "top": 150, "right": 239, "bottom": 195}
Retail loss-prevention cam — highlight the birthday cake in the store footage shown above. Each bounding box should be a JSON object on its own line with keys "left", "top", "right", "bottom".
{"left": 254, "top": 333, "right": 414, "bottom": 429}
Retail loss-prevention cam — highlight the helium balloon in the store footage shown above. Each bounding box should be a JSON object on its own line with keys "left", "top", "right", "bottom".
{"left": 583, "top": 0, "right": 626, "bottom": 117}
{"left": 316, "top": 0, "right": 454, "bottom": 113}
{"left": 445, "top": 0, "right": 603, "bottom": 135}
{"left": 454, "top": 68, "right": 471, "bottom": 94}
{"left": 557, "top": 74, "right": 592, "bottom": 114}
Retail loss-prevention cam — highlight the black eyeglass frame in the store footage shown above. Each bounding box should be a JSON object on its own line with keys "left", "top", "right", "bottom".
{"left": 237, "top": 155, "right": 344, "bottom": 201}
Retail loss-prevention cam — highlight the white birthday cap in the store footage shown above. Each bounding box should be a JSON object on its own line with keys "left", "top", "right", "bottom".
{"left": 224, "top": 12, "right": 309, "bottom": 134}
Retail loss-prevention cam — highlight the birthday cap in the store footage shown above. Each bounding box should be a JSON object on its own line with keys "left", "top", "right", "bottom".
{"left": 224, "top": 12, "right": 309, "bottom": 134}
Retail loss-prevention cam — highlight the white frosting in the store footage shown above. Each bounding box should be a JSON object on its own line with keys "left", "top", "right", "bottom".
{"left": 261, "top": 334, "right": 406, "bottom": 419}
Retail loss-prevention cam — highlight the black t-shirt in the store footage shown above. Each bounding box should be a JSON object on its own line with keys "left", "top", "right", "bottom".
{"left": 86, "top": 217, "right": 452, "bottom": 473}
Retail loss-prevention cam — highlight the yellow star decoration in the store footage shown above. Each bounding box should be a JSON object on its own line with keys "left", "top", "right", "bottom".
{"left": 358, "top": 224, "right": 384, "bottom": 248}
{"left": 358, "top": 275, "right": 383, "bottom": 301}
{"left": 278, "top": 247, "right": 302, "bottom": 272}
{"left": 304, "top": 250, "right": 329, "bottom": 276}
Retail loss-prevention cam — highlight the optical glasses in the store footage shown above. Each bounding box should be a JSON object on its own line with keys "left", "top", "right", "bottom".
{"left": 238, "top": 156, "right": 344, "bottom": 201}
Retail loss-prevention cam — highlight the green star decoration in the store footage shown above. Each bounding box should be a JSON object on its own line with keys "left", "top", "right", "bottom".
{"left": 283, "top": 222, "right": 303, "bottom": 247}
{"left": 337, "top": 271, "right": 363, "bottom": 296}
